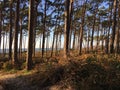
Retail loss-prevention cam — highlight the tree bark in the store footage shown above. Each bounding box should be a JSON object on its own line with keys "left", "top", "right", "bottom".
{"left": 0, "top": 6, "right": 2, "bottom": 52}
{"left": 90, "top": 5, "right": 98, "bottom": 51}
{"left": 42, "top": 0, "right": 46, "bottom": 58}
{"left": 26, "top": 0, "right": 35, "bottom": 70}
{"left": 79, "top": 0, "right": 87, "bottom": 55}
{"left": 13, "top": 0, "right": 20, "bottom": 66}
{"left": 9, "top": 0, "right": 13, "bottom": 60}
{"left": 64, "top": 0, "right": 71, "bottom": 58}
{"left": 110, "top": 0, "right": 117, "bottom": 53}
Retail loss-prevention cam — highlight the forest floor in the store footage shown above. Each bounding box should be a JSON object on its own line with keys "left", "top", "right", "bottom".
{"left": 0, "top": 52, "right": 120, "bottom": 90}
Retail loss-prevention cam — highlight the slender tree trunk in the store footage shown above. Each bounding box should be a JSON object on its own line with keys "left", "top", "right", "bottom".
{"left": 13, "top": 0, "right": 20, "bottom": 66}
{"left": 51, "top": 32, "right": 55, "bottom": 57}
{"left": 96, "top": 17, "right": 100, "bottom": 52}
{"left": 101, "top": 28, "right": 105, "bottom": 51}
{"left": 42, "top": 0, "right": 46, "bottom": 58}
{"left": 87, "top": 29, "right": 90, "bottom": 53}
{"left": 64, "top": 0, "right": 71, "bottom": 58}
{"left": 2, "top": 33, "right": 5, "bottom": 56}
{"left": 19, "top": 17, "right": 22, "bottom": 59}
{"left": 5, "top": 32, "right": 7, "bottom": 55}
{"left": 33, "top": 2, "right": 38, "bottom": 57}
{"left": 55, "top": 33, "right": 58, "bottom": 56}
{"left": 58, "top": 33, "right": 62, "bottom": 54}
{"left": 90, "top": 6, "right": 98, "bottom": 51}
{"left": 115, "top": 2, "right": 120, "bottom": 53}
{"left": 72, "top": 29, "right": 76, "bottom": 49}
{"left": 79, "top": 0, "right": 87, "bottom": 55}
{"left": 0, "top": 7, "right": 2, "bottom": 52}
{"left": 110, "top": 0, "right": 117, "bottom": 53}
{"left": 9, "top": 0, "right": 13, "bottom": 60}
{"left": 26, "top": 0, "right": 35, "bottom": 70}
{"left": 105, "top": 2, "right": 113, "bottom": 54}
{"left": 39, "top": 34, "right": 42, "bottom": 52}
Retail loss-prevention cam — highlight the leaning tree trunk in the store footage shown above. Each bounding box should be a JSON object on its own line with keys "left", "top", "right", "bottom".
{"left": 26, "top": 0, "right": 35, "bottom": 70}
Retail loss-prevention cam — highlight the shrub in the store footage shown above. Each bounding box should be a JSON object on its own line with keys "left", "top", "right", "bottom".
{"left": 3, "top": 61, "right": 13, "bottom": 71}
{"left": 86, "top": 55, "right": 97, "bottom": 64}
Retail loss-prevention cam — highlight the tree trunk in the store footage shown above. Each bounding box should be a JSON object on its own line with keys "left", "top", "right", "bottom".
{"left": 72, "top": 29, "right": 76, "bottom": 50}
{"left": 2, "top": 33, "right": 5, "bottom": 56}
{"left": 42, "top": 0, "right": 46, "bottom": 58}
{"left": 51, "top": 32, "right": 55, "bottom": 57}
{"left": 33, "top": 3, "right": 38, "bottom": 57}
{"left": 105, "top": 2, "right": 113, "bottom": 54}
{"left": 13, "top": 0, "right": 20, "bottom": 66}
{"left": 110, "top": 0, "right": 117, "bottom": 53}
{"left": 0, "top": 7, "right": 2, "bottom": 53}
{"left": 87, "top": 29, "right": 90, "bottom": 53}
{"left": 9, "top": 0, "right": 13, "bottom": 60}
{"left": 96, "top": 17, "right": 100, "bottom": 52}
{"left": 79, "top": 0, "right": 87, "bottom": 55}
{"left": 64, "top": 0, "right": 71, "bottom": 58}
{"left": 55, "top": 33, "right": 58, "bottom": 56}
{"left": 19, "top": 17, "right": 22, "bottom": 59}
{"left": 26, "top": 0, "right": 35, "bottom": 70}
{"left": 115, "top": 2, "right": 120, "bottom": 53}
{"left": 90, "top": 6, "right": 98, "bottom": 51}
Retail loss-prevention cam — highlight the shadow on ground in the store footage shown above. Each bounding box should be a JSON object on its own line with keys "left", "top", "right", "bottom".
{"left": 0, "top": 59, "right": 120, "bottom": 90}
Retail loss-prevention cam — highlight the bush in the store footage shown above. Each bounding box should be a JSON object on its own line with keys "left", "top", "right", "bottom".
{"left": 86, "top": 55, "right": 97, "bottom": 64}
{"left": 3, "top": 61, "right": 13, "bottom": 71}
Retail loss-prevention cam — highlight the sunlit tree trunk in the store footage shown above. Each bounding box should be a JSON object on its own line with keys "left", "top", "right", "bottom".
{"left": 64, "top": 0, "right": 71, "bottom": 58}
{"left": 19, "top": 17, "right": 22, "bottom": 59}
